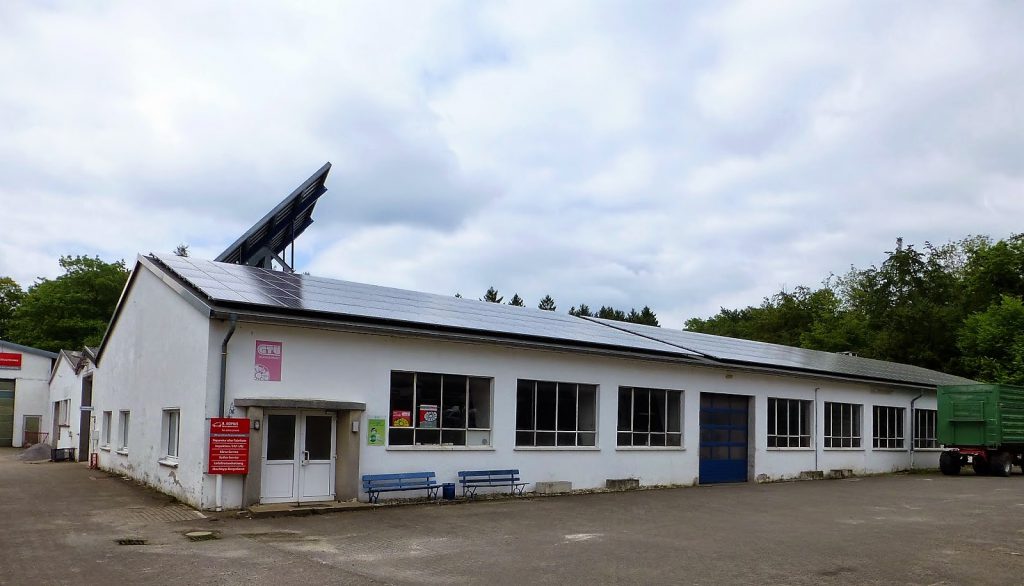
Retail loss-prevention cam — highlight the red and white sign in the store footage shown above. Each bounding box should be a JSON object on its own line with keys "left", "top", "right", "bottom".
{"left": 0, "top": 352, "right": 22, "bottom": 370}
{"left": 254, "top": 340, "right": 282, "bottom": 381}
{"left": 209, "top": 418, "right": 250, "bottom": 475}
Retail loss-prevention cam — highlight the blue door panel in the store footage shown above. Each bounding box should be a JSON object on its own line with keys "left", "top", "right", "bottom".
{"left": 699, "top": 394, "right": 748, "bottom": 484}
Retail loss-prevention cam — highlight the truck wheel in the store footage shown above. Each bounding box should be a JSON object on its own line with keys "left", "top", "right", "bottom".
{"left": 972, "top": 458, "right": 988, "bottom": 475}
{"left": 990, "top": 452, "right": 1012, "bottom": 477}
{"left": 939, "top": 452, "right": 961, "bottom": 475}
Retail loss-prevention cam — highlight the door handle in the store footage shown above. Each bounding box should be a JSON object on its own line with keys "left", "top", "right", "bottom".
{"left": 302, "top": 450, "right": 310, "bottom": 464}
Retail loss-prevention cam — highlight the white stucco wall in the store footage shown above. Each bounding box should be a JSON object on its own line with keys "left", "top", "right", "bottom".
{"left": 2, "top": 349, "right": 53, "bottom": 448}
{"left": 91, "top": 265, "right": 214, "bottom": 508}
{"left": 217, "top": 321, "right": 941, "bottom": 507}
{"left": 46, "top": 355, "right": 82, "bottom": 449}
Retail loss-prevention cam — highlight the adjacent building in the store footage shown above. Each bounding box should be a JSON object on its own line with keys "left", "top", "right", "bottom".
{"left": 81, "top": 252, "right": 971, "bottom": 510}
{"left": 0, "top": 339, "right": 57, "bottom": 447}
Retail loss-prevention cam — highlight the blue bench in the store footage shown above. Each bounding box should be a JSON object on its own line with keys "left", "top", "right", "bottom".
{"left": 458, "top": 469, "right": 527, "bottom": 498}
{"left": 362, "top": 472, "right": 442, "bottom": 503}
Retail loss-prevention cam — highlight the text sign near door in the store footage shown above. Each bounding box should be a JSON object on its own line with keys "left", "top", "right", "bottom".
{"left": 209, "top": 418, "right": 250, "bottom": 474}
{"left": 0, "top": 353, "right": 22, "bottom": 370}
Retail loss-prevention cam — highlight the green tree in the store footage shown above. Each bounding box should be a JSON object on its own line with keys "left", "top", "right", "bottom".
{"left": 957, "top": 295, "right": 1024, "bottom": 385}
{"left": 538, "top": 295, "right": 557, "bottom": 311}
{"left": 481, "top": 287, "right": 503, "bottom": 303}
{"left": 630, "top": 306, "right": 660, "bottom": 327}
{"left": 569, "top": 304, "right": 593, "bottom": 317}
{"left": 508, "top": 293, "right": 525, "bottom": 307}
{"left": 0, "top": 277, "right": 25, "bottom": 339}
{"left": 6, "top": 255, "right": 130, "bottom": 352}
{"left": 597, "top": 306, "right": 627, "bottom": 321}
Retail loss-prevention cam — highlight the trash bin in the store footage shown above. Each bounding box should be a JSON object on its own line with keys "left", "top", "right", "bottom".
{"left": 442, "top": 483, "right": 456, "bottom": 501}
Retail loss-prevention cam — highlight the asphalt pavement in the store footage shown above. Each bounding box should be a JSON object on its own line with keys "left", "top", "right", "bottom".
{"left": 2, "top": 448, "right": 1023, "bottom": 585}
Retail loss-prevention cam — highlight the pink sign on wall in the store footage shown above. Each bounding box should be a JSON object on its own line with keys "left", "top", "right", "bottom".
{"left": 254, "top": 340, "right": 282, "bottom": 381}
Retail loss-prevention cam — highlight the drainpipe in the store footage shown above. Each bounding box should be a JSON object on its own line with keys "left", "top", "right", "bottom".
{"left": 215, "top": 314, "right": 238, "bottom": 512}
{"left": 909, "top": 392, "right": 923, "bottom": 470}
{"left": 814, "top": 387, "right": 820, "bottom": 473}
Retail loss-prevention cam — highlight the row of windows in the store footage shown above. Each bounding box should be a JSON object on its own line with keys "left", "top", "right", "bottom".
{"left": 388, "top": 371, "right": 939, "bottom": 450}
{"left": 99, "top": 408, "right": 180, "bottom": 459}
{"left": 769, "top": 399, "right": 938, "bottom": 449}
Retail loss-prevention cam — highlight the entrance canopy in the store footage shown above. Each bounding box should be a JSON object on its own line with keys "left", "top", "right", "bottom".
{"left": 234, "top": 398, "right": 366, "bottom": 411}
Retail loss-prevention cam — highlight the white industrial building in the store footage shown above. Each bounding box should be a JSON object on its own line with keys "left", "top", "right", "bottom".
{"left": 40, "top": 164, "right": 973, "bottom": 510}
{"left": 80, "top": 251, "right": 970, "bottom": 510}
{"left": 0, "top": 339, "right": 57, "bottom": 448}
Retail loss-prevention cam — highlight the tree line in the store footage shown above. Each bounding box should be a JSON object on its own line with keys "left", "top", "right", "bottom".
{"left": 461, "top": 286, "right": 660, "bottom": 327}
{"left": 684, "top": 235, "right": 1024, "bottom": 385}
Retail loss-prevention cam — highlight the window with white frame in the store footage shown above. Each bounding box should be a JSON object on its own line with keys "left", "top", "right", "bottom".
{"left": 767, "top": 398, "right": 812, "bottom": 448}
{"left": 914, "top": 408, "right": 938, "bottom": 449}
{"left": 617, "top": 387, "right": 682, "bottom": 447}
{"left": 102, "top": 411, "right": 112, "bottom": 447}
{"left": 388, "top": 371, "right": 492, "bottom": 446}
{"left": 117, "top": 410, "right": 130, "bottom": 451}
{"left": 872, "top": 405, "right": 905, "bottom": 449}
{"left": 162, "top": 409, "right": 180, "bottom": 458}
{"left": 516, "top": 380, "right": 597, "bottom": 447}
{"left": 824, "top": 402, "right": 861, "bottom": 448}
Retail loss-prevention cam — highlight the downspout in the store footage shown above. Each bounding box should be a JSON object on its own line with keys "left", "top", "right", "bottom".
{"left": 909, "top": 391, "right": 923, "bottom": 470}
{"left": 215, "top": 314, "right": 238, "bottom": 512}
{"left": 814, "top": 387, "right": 820, "bottom": 473}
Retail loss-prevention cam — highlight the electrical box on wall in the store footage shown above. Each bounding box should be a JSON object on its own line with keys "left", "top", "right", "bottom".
{"left": 351, "top": 420, "right": 360, "bottom": 433}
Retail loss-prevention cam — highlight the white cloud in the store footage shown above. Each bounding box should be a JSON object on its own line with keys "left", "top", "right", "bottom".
{"left": 0, "top": 1, "right": 1021, "bottom": 328}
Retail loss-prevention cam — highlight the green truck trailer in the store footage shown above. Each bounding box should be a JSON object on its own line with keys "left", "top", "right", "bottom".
{"left": 937, "top": 384, "right": 1024, "bottom": 477}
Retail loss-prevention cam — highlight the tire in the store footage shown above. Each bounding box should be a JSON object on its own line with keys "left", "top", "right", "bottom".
{"left": 972, "top": 458, "right": 988, "bottom": 475}
{"left": 990, "top": 452, "right": 1012, "bottom": 477}
{"left": 939, "top": 452, "right": 961, "bottom": 475}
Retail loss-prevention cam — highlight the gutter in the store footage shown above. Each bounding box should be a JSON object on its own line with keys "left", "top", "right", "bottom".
{"left": 909, "top": 391, "right": 924, "bottom": 469}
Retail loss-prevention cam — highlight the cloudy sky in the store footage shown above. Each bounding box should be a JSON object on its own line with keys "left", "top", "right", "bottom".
{"left": 1, "top": 1, "right": 1021, "bottom": 327}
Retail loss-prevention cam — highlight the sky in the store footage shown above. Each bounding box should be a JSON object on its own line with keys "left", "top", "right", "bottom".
{"left": 1, "top": 1, "right": 1022, "bottom": 327}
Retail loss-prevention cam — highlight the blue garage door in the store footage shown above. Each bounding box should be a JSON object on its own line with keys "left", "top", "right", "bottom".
{"left": 699, "top": 393, "right": 749, "bottom": 484}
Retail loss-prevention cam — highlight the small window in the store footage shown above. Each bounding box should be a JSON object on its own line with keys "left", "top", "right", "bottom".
{"left": 516, "top": 380, "right": 598, "bottom": 447}
{"left": 57, "top": 399, "right": 71, "bottom": 426}
{"left": 617, "top": 387, "right": 683, "bottom": 447}
{"left": 102, "top": 411, "right": 112, "bottom": 446}
{"left": 823, "top": 402, "right": 861, "bottom": 448}
{"left": 163, "top": 409, "right": 180, "bottom": 458}
{"left": 914, "top": 408, "right": 938, "bottom": 449}
{"left": 388, "top": 371, "right": 492, "bottom": 446}
{"left": 767, "top": 398, "right": 812, "bottom": 448}
{"left": 873, "top": 405, "right": 905, "bottom": 449}
{"left": 118, "top": 411, "right": 130, "bottom": 451}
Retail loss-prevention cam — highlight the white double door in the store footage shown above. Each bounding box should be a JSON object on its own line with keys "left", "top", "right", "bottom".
{"left": 261, "top": 411, "right": 336, "bottom": 504}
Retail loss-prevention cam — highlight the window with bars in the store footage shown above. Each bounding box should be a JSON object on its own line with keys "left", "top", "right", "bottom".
{"left": 873, "top": 405, "right": 905, "bottom": 449}
{"left": 913, "top": 408, "right": 938, "bottom": 449}
{"left": 616, "top": 387, "right": 682, "bottom": 447}
{"left": 388, "top": 371, "right": 492, "bottom": 446}
{"left": 823, "top": 402, "right": 861, "bottom": 448}
{"left": 767, "top": 398, "right": 811, "bottom": 448}
{"left": 516, "top": 380, "right": 597, "bottom": 447}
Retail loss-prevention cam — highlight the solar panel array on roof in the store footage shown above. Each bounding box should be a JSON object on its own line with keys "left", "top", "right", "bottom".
{"left": 148, "top": 254, "right": 699, "bottom": 358}
{"left": 589, "top": 318, "right": 973, "bottom": 387}
{"left": 215, "top": 163, "right": 331, "bottom": 269}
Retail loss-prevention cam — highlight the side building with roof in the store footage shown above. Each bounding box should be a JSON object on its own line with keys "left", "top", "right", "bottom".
{"left": 0, "top": 339, "right": 58, "bottom": 448}
{"left": 45, "top": 347, "right": 98, "bottom": 460}
{"left": 86, "top": 253, "right": 973, "bottom": 510}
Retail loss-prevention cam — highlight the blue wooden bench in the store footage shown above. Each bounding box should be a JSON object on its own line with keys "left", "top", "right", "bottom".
{"left": 458, "top": 469, "right": 527, "bottom": 498}
{"left": 362, "top": 472, "right": 442, "bottom": 503}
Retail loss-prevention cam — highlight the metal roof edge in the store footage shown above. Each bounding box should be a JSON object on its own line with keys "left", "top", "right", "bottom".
{"left": 209, "top": 307, "right": 709, "bottom": 366}
{"left": 95, "top": 255, "right": 213, "bottom": 365}
{"left": 0, "top": 339, "right": 58, "bottom": 360}
{"left": 580, "top": 316, "right": 950, "bottom": 390}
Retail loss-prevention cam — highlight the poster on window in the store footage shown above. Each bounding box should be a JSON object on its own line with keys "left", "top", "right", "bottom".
{"left": 391, "top": 410, "right": 412, "bottom": 427}
{"left": 418, "top": 404, "right": 438, "bottom": 429}
{"left": 254, "top": 340, "right": 282, "bottom": 381}
{"left": 367, "top": 417, "right": 385, "bottom": 446}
